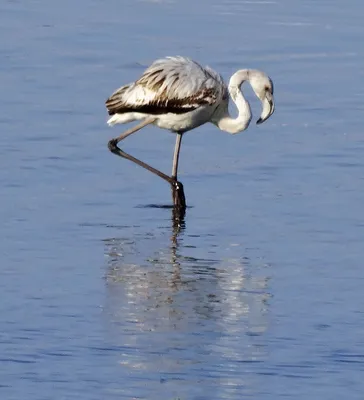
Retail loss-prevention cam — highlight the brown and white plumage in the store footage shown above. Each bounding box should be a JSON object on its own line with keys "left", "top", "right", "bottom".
{"left": 106, "top": 56, "right": 226, "bottom": 121}
{"left": 106, "top": 56, "right": 274, "bottom": 134}
{"left": 106, "top": 56, "right": 275, "bottom": 207}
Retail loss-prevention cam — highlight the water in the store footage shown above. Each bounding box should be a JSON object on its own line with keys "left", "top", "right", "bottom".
{"left": 1, "top": 0, "right": 364, "bottom": 398}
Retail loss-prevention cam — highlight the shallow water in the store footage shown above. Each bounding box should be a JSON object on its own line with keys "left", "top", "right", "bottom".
{"left": 1, "top": 0, "right": 364, "bottom": 399}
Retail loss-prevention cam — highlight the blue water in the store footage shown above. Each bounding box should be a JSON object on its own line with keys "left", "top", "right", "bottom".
{"left": 1, "top": 0, "right": 364, "bottom": 399}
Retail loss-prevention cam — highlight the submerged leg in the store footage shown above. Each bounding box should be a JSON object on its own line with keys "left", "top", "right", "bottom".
{"left": 171, "top": 133, "right": 183, "bottom": 180}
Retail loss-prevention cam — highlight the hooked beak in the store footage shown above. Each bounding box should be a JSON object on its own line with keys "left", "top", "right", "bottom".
{"left": 256, "top": 92, "right": 275, "bottom": 125}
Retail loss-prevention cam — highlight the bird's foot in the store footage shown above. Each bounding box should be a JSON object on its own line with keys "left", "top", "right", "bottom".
{"left": 171, "top": 179, "right": 186, "bottom": 211}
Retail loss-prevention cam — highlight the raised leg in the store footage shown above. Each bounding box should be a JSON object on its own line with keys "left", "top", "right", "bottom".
{"left": 108, "top": 120, "right": 186, "bottom": 210}
{"left": 108, "top": 117, "right": 156, "bottom": 147}
{"left": 172, "top": 133, "right": 183, "bottom": 180}
{"left": 108, "top": 117, "right": 172, "bottom": 183}
{"left": 109, "top": 145, "right": 174, "bottom": 184}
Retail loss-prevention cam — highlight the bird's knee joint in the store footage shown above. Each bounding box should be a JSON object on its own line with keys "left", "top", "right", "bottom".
{"left": 108, "top": 139, "right": 118, "bottom": 152}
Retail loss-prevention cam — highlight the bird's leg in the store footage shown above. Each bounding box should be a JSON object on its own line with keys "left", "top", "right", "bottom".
{"left": 170, "top": 132, "right": 186, "bottom": 211}
{"left": 108, "top": 119, "right": 179, "bottom": 184}
{"left": 111, "top": 145, "right": 187, "bottom": 210}
{"left": 108, "top": 141, "right": 174, "bottom": 184}
{"left": 108, "top": 117, "right": 156, "bottom": 147}
{"left": 116, "top": 148, "right": 177, "bottom": 183}
{"left": 108, "top": 117, "right": 173, "bottom": 182}
{"left": 171, "top": 133, "right": 183, "bottom": 180}
{"left": 108, "top": 121, "right": 186, "bottom": 210}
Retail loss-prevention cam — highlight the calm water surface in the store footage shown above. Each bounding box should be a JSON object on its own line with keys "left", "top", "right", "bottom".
{"left": 1, "top": 0, "right": 364, "bottom": 399}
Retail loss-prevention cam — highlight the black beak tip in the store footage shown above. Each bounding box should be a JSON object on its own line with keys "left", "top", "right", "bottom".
{"left": 256, "top": 118, "right": 263, "bottom": 125}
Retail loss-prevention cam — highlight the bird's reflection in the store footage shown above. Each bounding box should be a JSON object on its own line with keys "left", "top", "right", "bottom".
{"left": 103, "top": 209, "right": 185, "bottom": 332}
{"left": 102, "top": 209, "right": 271, "bottom": 397}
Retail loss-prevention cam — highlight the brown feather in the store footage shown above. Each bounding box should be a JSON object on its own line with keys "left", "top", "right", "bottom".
{"left": 106, "top": 87, "right": 216, "bottom": 116}
{"left": 105, "top": 57, "right": 224, "bottom": 116}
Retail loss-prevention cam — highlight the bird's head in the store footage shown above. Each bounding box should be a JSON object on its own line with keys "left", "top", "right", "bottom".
{"left": 248, "top": 70, "right": 275, "bottom": 125}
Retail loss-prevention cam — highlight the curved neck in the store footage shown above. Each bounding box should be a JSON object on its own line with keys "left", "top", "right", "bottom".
{"left": 215, "top": 70, "right": 252, "bottom": 134}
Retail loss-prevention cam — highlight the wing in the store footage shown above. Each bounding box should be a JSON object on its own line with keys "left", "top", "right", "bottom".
{"left": 106, "top": 56, "right": 227, "bottom": 116}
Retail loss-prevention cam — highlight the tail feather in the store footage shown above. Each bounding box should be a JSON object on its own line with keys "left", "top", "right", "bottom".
{"left": 107, "top": 114, "right": 123, "bottom": 126}
{"left": 105, "top": 85, "right": 130, "bottom": 115}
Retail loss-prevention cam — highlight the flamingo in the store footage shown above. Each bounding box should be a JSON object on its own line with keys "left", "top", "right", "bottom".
{"left": 106, "top": 56, "right": 275, "bottom": 210}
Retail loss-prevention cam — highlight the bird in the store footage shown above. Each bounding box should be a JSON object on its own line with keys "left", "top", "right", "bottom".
{"left": 106, "top": 56, "right": 275, "bottom": 205}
